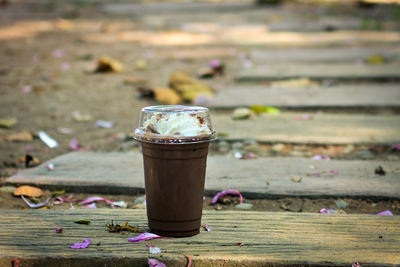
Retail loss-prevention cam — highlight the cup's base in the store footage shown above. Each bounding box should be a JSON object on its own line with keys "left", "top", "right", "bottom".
{"left": 150, "top": 228, "right": 200, "bottom": 238}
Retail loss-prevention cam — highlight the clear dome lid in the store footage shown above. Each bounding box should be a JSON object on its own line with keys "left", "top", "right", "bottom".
{"left": 134, "top": 105, "right": 216, "bottom": 144}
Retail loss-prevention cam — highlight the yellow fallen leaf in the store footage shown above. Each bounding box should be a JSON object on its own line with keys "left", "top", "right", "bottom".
{"left": 250, "top": 105, "right": 280, "bottom": 115}
{"left": 14, "top": 185, "right": 43, "bottom": 197}
{"left": 232, "top": 108, "right": 252, "bottom": 120}
{"left": 153, "top": 88, "right": 182, "bottom": 105}
{"left": 135, "top": 59, "right": 147, "bottom": 71}
{"left": 0, "top": 117, "right": 17, "bottom": 128}
{"left": 366, "top": 54, "right": 385, "bottom": 65}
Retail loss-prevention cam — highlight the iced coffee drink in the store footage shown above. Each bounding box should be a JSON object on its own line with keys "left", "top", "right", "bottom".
{"left": 134, "top": 105, "right": 215, "bottom": 237}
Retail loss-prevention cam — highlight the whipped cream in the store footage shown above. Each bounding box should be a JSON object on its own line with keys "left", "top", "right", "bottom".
{"left": 143, "top": 112, "right": 212, "bottom": 137}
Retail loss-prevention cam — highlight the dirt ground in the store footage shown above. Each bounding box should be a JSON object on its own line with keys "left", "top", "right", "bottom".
{"left": 1, "top": 0, "right": 400, "bottom": 214}
{"left": 1, "top": 189, "right": 399, "bottom": 215}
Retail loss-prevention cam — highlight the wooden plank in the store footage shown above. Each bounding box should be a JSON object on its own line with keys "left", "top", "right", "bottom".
{"left": 236, "top": 64, "right": 400, "bottom": 81}
{"left": 207, "top": 84, "right": 400, "bottom": 108}
{"left": 6, "top": 152, "right": 400, "bottom": 199}
{"left": 250, "top": 46, "right": 400, "bottom": 62}
{"left": 101, "top": 2, "right": 255, "bottom": 15}
{"left": 0, "top": 209, "right": 399, "bottom": 266}
{"left": 83, "top": 31, "right": 400, "bottom": 47}
{"left": 213, "top": 112, "right": 400, "bottom": 145}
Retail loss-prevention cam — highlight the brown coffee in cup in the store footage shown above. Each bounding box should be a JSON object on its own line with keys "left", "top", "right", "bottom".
{"left": 134, "top": 105, "right": 216, "bottom": 237}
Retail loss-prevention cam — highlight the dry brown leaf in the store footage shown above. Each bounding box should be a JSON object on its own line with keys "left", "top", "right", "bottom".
{"left": 169, "top": 72, "right": 213, "bottom": 102}
{"left": 6, "top": 131, "right": 33, "bottom": 142}
{"left": 14, "top": 185, "right": 43, "bottom": 197}
{"left": 153, "top": 88, "right": 182, "bottom": 105}
{"left": 95, "top": 57, "right": 124, "bottom": 73}
{"left": 16, "top": 155, "right": 41, "bottom": 167}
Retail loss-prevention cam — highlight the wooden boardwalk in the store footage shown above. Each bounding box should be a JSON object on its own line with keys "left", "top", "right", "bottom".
{"left": 1, "top": 209, "right": 399, "bottom": 266}
{"left": 212, "top": 112, "right": 400, "bottom": 145}
{"left": 207, "top": 84, "right": 400, "bottom": 108}
{"left": 250, "top": 46, "right": 400, "bottom": 63}
{"left": 6, "top": 152, "right": 400, "bottom": 199}
{"left": 236, "top": 64, "right": 400, "bottom": 81}
{"left": 2, "top": 1, "right": 400, "bottom": 266}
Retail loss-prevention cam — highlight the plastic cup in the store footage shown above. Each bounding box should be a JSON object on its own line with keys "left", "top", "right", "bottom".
{"left": 134, "top": 105, "right": 216, "bottom": 237}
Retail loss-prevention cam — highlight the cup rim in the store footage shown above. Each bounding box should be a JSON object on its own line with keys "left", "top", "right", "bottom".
{"left": 141, "top": 105, "right": 209, "bottom": 113}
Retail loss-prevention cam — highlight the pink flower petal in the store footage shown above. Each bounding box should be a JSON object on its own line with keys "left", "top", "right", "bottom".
{"left": 146, "top": 244, "right": 162, "bottom": 254}
{"left": 21, "top": 196, "right": 50, "bottom": 209}
{"left": 295, "top": 114, "right": 314, "bottom": 120}
{"left": 61, "top": 62, "right": 70, "bottom": 71}
{"left": 241, "top": 152, "right": 257, "bottom": 159}
{"left": 377, "top": 210, "right": 393, "bottom": 216}
{"left": 148, "top": 259, "right": 166, "bottom": 267}
{"left": 319, "top": 208, "right": 335, "bottom": 214}
{"left": 56, "top": 226, "right": 63, "bottom": 233}
{"left": 209, "top": 59, "right": 221, "bottom": 69}
{"left": 53, "top": 195, "right": 79, "bottom": 205}
{"left": 312, "top": 155, "right": 330, "bottom": 160}
{"left": 21, "top": 85, "right": 32, "bottom": 93}
{"left": 128, "top": 233, "right": 163, "bottom": 242}
{"left": 211, "top": 189, "right": 243, "bottom": 205}
{"left": 46, "top": 163, "right": 54, "bottom": 170}
{"left": 83, "top": 203, "right": 97, "bottom": 209}
{"left": 52, "top": 49, "right": 64, "bottom": 58}
{"left": 58, "top": 128, "right": 74, "bottom": 134}
{"left": 79, "top": 196, "right": 114, "bottom": 206}
{"left": 69, "top": 139, "right": 80, "bottom": 151}
{"left": 201, "top": 223, "right": 212, "bottom": 232}
{"left": 95, "top": 120, "right": 113, "bottom": 128}
{"left": 70, "top": 238, "right": 91, "bottom": 249}
{"left": 12, "top": 259, "right": 21, "bottom": 267}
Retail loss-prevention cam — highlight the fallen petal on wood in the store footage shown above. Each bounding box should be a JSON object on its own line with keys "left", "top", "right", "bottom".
{"left": 312, "top": 155, "right": 330, "bottom": 160}
{"left": 79, "top": 196, "right": 114, "bottom": 206}
{"left": 146, "top": 244, "right": 162, "bottom": 254}
{"left": 148, "top": 258, "right": 166, "bottom": 267}
{"left": 211, "top": 189, "right": 243, "bottom": 205}
{"left": 21, "top": 195, "right": 50, "bottom": 208}
{"left": 70, "top": 238, "right": 91, "bottom": 249}
{"left": 95, "top": 120, "right": 113, "bottom": 128}
{"left": 377, "top": 210, "right": 393, "bottom": 216}
{"left": 128, "top": 233, "right": 164, "bottom": 242}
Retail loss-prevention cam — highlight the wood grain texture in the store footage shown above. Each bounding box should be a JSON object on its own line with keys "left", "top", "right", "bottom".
{"left": 207, "top": 84, "right": 400, "bottom": 108}
{"left": 236, "top": 64, "right": 400, "bottom": 81}
{"left": 212, "top": 112, "right": 400, "bottom": 145}
{"left": 6, "top": 152, "right": 400, "bottom": 199}
{"left": 250, "top": 47, "right": 400, "bottom": 63}
{"left": 0, "top": 209, "right": 399, "bottom": 266}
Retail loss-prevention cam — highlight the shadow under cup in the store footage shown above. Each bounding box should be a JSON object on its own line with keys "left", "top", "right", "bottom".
{"left": 140, "top": 141, "right": 210, "bottom": 237}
